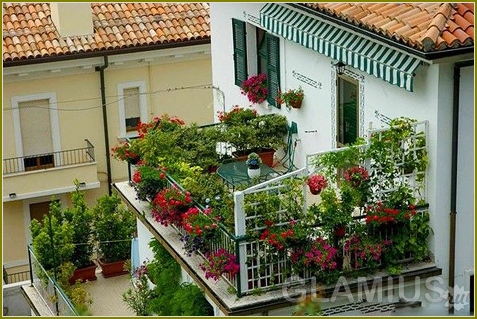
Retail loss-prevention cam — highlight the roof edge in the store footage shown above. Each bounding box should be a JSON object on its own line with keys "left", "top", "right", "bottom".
{"left": 3, "top": 38, "right": 211, "bottom": 68}
{"left": 290, "top": 3, "right": 473, "bottom": 61}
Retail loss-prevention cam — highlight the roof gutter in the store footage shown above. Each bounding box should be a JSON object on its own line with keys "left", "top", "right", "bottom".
{"left": 3, "top": 38, "right": 210, "bottom": 68}
{"left": 290, "top": 4, "right": 474, "bottom": 61}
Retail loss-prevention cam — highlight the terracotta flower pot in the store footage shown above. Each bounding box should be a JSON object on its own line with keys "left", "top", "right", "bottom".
{"left": 309, "top": 187, "right": 321, "bottom": 195}
{"left": 333, "top": 226, "right": 346, "bottom": 238}
{"left": 69, "top": 264, "right": 97, "bottom": 285}
{"left": 97, "top": 259, "right": 128, "bottom": 278}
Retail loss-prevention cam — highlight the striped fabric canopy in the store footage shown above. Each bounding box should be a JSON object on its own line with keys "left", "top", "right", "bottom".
{"left": 260, "top": 3, "right": 423, "bottom": 92}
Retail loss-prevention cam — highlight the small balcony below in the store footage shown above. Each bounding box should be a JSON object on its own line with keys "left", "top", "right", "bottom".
{"left": 3, "top": 140, "right": 99, "bottom": 201}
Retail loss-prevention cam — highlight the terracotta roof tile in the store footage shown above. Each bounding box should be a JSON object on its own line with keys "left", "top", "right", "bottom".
{"left": 3, "top": 2, "right": 210, "bottom": 63}
{"left": 304, "top": 3, "right": 474, "bottom": 52}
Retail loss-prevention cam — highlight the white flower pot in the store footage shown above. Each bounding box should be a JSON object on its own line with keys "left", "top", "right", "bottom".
{"left": 247, "top": 167, "right": 261, "bottom": 179}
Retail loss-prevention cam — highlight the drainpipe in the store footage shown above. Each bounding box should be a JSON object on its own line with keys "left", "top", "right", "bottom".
{"left": 448, "top": 61, "right": 472, "bottom": 313}
{"left": 95, "top": 56, "right": 112, "bottom": 195}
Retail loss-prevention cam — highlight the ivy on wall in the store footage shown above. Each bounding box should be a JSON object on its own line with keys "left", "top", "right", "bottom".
{"left": 146, "top": 239, "right": 214, "bottom": 316}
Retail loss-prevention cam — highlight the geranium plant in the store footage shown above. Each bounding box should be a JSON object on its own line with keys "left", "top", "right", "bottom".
{"left": 293, "top": 237, "right": 338, "bottom": 271}
{"left": 365, "top": 202, "right": 417, "bottom": 226}
{"left": 240, "top": 73, "right": 268, "bottom": 104}
{"left": 276, "top": 87, "right": 304, "bottom": 108}
{"left": 343, "top": 166, "right": 369, "bottom": 188}
{"left": 111, "top": 141, "right": 140, "bottom": 164}
{"left": 151, "top": 186, "right": 192, "bottom": 227}
{"left": 200, "top": 248, "right": 239, "bottom": 281}
{"left": 344, "top": 234, "right": 392, "bottom": 270}
{"left": 306, "top": 174, "right": 328, "bottom": 195}
{"left": 132, "top": 165, "right": 168, "bottom": 201}
{"left": 182, "top": 207, "right": 220, "bottom": 238}
{"left": 137, "top": 114, "right": 185, "bottom": 138}
{"left": 217, "top": 106, "right": 257, "bottom": 125}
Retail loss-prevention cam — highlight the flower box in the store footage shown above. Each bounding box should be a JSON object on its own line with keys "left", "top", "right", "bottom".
{"left": 97, "top": 259, "right": 128, "bottom": 278}
{"left": 68, "top": 264, "right": 97, "bottom": 284}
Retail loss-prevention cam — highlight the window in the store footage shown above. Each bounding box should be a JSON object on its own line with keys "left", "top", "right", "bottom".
{"left": 336, "top": 75, "right": 359, "bottom": 146}
{"left": 12, "top": 93, "right": 61, "bottom": 172}
{"left": 232, "top": 18, "right": 247, "bottom": 86}
{"left": 118, "top": 81, "right": 147, "bottom": 137}
{"left": 257, "top": 29, "right": 280, "bottom": 107}
{"left": 232, "top": 20, "right": 281, "bottom": 107}
{"left": 19, "top": 99, "right": 55, "bottom": 170}
{"left": 124, "top": 87, "right": 141, "bottom": 132}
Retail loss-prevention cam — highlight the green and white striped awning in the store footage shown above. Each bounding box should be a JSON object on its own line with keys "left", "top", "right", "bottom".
{"left": 260, "top": 3, "right": 423, "bottom": 92}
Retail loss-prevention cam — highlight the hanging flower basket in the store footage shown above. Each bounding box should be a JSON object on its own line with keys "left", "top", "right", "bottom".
{"left": 276, "top": 87, "right": 304, "bottom": 109}
{"left": 306, "top": 174, "right": 328, "bottom": 195}
{"left": 240, "top": 74, "right": 268, "bottom": 104}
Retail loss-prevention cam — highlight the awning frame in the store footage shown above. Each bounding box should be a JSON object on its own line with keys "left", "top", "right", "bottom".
{"left": 260, "top": 3, "right": 424, "bottom": 92}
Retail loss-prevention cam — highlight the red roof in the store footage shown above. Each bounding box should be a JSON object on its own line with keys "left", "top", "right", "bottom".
{"left": 304, "top": 3, "right": 474, "bottom": 52}
{"left": 3, "top": 3, "right": 210, "bottom": 63}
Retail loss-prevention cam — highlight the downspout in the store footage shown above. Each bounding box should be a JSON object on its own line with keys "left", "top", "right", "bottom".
{"left": 448, "top": 62, "right": 464, "bottom": 313}
{"left": 95, "top": 56, "right": 112, "bottom": 195}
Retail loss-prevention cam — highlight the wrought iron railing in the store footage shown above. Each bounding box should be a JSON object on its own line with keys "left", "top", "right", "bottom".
{"left": 27, "top": 245, "right": 78, "bottom": 316}
{"left": 3, "top": 139, "right": 95, "bottom": 175}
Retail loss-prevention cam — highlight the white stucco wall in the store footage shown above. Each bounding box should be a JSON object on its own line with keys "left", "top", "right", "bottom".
{"left": 210, "top": 2, "right": 474, "bottom": 314}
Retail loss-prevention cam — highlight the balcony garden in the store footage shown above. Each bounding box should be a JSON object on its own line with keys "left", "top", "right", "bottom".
{"left": 112, "top": 112, "right": 435, "bottom": 302}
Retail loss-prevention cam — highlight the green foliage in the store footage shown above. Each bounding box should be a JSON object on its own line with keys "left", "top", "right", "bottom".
{"left": 122, "top": 271, "right": 154, "bottom": 316}
{"left": 92, "top": 194, "right": 136, "bottom": 263}
{"left": 408, "top": 212, "right": 431, "bottom": 261}
{"left": 313, "top": 139, "right": 366, "bottom": 180}
{"left": 56, "top": 262, "right": 93, "bottom": 315}
{"left": 169, "top": 283, "right": 213, "bottom": 316}
{"left": 221, "top": 113, "right": 289, "bottom": 155}
{"left": 146, "top": 239, "right": 213, "bottom": 316}
{"left": 133, "top": 165, "right": 168, "bottom": 201}
{"left": 63, "top": 180, "right": 94, "bottom": 269}
{"left": 177, "top": 124, "right": 223, "bottom": 171}
{"left": 30, "top": 199, "right": 75, "bottom": 272}
{"left": 310, "top": 187, "right": 353, "bottom": 235}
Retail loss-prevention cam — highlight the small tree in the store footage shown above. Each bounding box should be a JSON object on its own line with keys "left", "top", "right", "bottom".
{"left": 92, "top": 194, "right": 136, "bottom": 263}
{"left": 30, "top": 199, "right": 74, "bottom": 273}
{"left": 63, "top": 180, "right": 95, "bottom": 269}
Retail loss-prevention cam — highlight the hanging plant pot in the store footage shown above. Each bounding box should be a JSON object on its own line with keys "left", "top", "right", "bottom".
{"left": 309, "top": 187, "right": 322, "bottom": 195}
{"left": 287, "top": 100, "right": 302, "bottom": 109}
{"left": 333, "top": 225, "right": 346, "bottom": 238}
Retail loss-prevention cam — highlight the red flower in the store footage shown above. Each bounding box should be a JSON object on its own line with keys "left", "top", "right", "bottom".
{"left": 306, "top": 174, "right": 328, "bottom": 195}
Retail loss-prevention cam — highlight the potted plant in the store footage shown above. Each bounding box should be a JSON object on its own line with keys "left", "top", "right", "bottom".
{"left": 246, "top": 152, "right": 262, "bottom": 179}
{"left": 306, "top": 174, "right": 328, "bottom": 195}
{"left": 63, "top": 180, "right": 97, "bottom": 284}
{"left": 151, "top": 186, "right": 192, "bottom": 227}
{"left": 276, "top": 87, "right": 304, "bottom": 108}
{"left": 220, "top": 110, "right": 288, "bottom": 166}
{"left": 30, "top": 200, "right": 93, "bottom": 314}
{"left": 92, "top": 194, "right": 136, "bottom": 278}
{"left": 200, "top": 248, "right": 240, "bottom": 281}
{"left": 240, "top": 74, "right": 268, "bottom": 104}
{"left": 111, "top": 141, "right": 141, "bottom": 165}
{"left": 132, "top": 165, "right": 168, "bottom": 201}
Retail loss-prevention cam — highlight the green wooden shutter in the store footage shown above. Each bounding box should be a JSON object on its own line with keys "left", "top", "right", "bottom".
{"left": 232, "top": 19, "right": 247, "bottom": 86}
{"left": 266, "top": 34, "right": 280, "bottom": 107}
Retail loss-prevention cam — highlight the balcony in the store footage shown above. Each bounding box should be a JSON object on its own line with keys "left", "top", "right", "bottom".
{"left": 113, "top": 118, "right": 442, "bottom": 315}
{"left": 3, "top": 140, "right": 99, "bottom": 201}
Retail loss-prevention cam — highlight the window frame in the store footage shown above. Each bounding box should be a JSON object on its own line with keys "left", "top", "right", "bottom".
{"left": 336, "top": 74, "right": 360, "bottom": 147}
{"left": 232, "top": 18, "right": 248, "bottom": 87}
{"left": 117, "top": 81, "right": 148, "bottom": 138}
{"left": 11, "top": 93, "right": 61, "bottom": 171}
